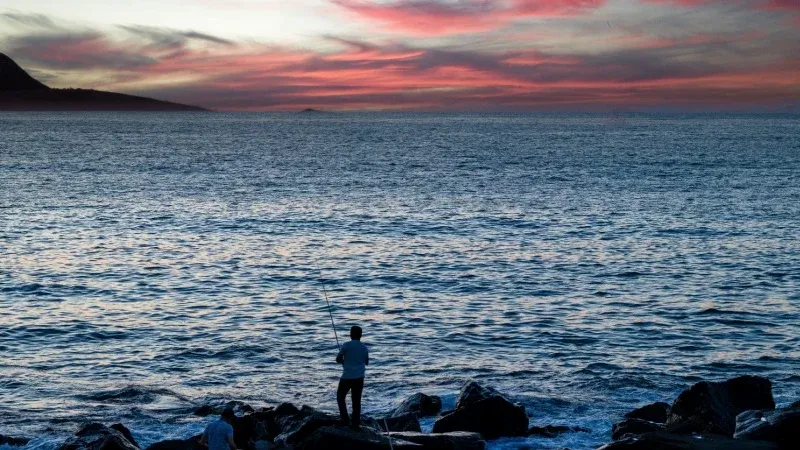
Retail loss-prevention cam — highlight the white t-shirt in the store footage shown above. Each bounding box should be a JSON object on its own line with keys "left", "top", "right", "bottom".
{"left": 338, "top": 340, "right": 369, "bottom": 379}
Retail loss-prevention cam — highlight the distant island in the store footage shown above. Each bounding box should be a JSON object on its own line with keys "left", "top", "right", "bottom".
{"left": 299, "top": 108, "right": 325, "bottom": 113}
{"left": 0, "top": 53, "right": 207, "bottom": 111}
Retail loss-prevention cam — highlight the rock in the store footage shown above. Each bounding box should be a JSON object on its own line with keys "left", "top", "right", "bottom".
{"left": 391, "top": 393, "right": 443, "bottom": 418}
{"left": 60, "top": 423, "right": 140, "bottom": 450}
{"left": 274, "top": 402, "right": 301, "bottom": 417}
{"left": 295, "top": 426, "right": 420, "bottom": 450}
{"left": 0, "top": 435, "right": 30, "bottom": 447}
{"left": 193, "top": 400, "right": 254, "bottom": 417}
{"left": 529, "top": 425, "right": 591, "bottom": 438}
{"left": 110, "top": 424, "right": 138, "bottom": 449}
{"left": 456, "top": 381, "right": 500, "bottom": 409}
{"left": 232, "top": 412, "right": 275, "bottom": 450}
{"left": 226, "top": 400, "right": 255, "bottom": 415}
{"left": 388, "top": 431, "right": 486, "bottom": 450}
{"left": 252, "top": 441, "right": 276, "bottom": 450}
{"left": 380, "top": 413, "right": 422, "bottom": 432}
{"left": 272, "top": 403, "right": 307, "bottom": 437}
{"left": 666, "top": 376, "right": 775, "bottom": 436}
{"left": 597, "top": 432, "right": 779, "bottom": 450}
{"left": 145, "top": 438, "right": 203, "bottom": 450}
{"left": 733, "top": 403, "right": 800, "bottom": 445}
{"left": 625, "top": 402, "right": 672, "bottom": 423}
{"left": 611, "top": 419, "right": 665, "bottom": 440}
{"left": 193, "top": 405, "right": 216, "bottom": 416}
{"left": 432, "top": 395, "right": 529, "bottom": 439}
{"left": 274, "top": 408, "right": 342, "bottom": 447}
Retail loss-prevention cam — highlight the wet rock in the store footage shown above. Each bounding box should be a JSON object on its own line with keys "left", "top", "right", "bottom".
{"left": 232, "top": 411, "right": 275, "bottom": 450}
{"left": 611, "top": 419, "right": 665, "bottom": 440}
{"left": 380, "top": 413, "right": 421, "bottom": 432}
{"left": 432, "top": 384, "right": 529, "bottom": 439}
{"left": 274, "top": 402, "right": 300, "bottom": 417}
{"left": 0, "top": 435, "right": 30, "bottom": 447}
{"left": 733, "top": 403, "right": 800, "bottom": 445}
{"left": 665, "top": 376, "right": 775, "bottom": 436}
{"left": 60, "top": 423, "right": 140, "bottom": 450}
{"left": 529, "top": 425, "right": 591, "bottom": 438}
{"left": 791, "top": 400, "right": 800, "bottom": 409}
{"left": 295, "top": 426, "right": 420, "bottom": 450}
{"left": 271, "top": 402, "right": 306, "bottom": 437}
{"left": 597, "top": 432, "right": 779, "bottom": 450}
{"left": 145, "top": 438, "right": 203, "bottom": 450}
{"left": 388, "top": 431, "right": 486, "bottom": 450}
{"left": 192, "top": 405, "right": 216, "bottom": 416}
{"left": 625, "top": 402, "right": 672, "bottom": 423}
{"left": 455, "top": 381, "right": 500, "bottom": 409}
{"left": 193, "top": 400, "right": 254, "bottom": 417}
{"left": 273, "top": 407, "right": 342, "bottom": 447}
{"left": 252, "top": 441, "right": 276, "bottom": 450}
{"left": 227, "top": 400, "right": 255, "bottom": 415}
{"left": 110, "top": 424, "right": 138, "bottom": 449}
{"left": 391, "top": 393, "right": 443, "bottom": 418}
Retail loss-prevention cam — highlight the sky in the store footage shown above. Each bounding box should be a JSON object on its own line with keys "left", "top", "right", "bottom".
{"left": 1, "top": 0, "right": 798, "bottom": 111}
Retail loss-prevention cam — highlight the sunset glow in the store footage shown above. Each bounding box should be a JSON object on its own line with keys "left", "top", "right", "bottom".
{"left": 1, "top": 0, "right": 798, "bottom": 111}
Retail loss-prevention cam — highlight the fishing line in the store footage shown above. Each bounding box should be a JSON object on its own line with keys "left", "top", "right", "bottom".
{"left": 316, "top": 261, "right": 340, "bottom": 350}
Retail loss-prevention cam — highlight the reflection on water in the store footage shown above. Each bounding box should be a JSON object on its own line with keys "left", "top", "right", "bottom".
{"left": 1, "top": 112, "right": 799, "bottom": 450}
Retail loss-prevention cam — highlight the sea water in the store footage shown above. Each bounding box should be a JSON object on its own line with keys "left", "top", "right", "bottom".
{"left": 1, "top": 112, "right": 799, "bottom": 450}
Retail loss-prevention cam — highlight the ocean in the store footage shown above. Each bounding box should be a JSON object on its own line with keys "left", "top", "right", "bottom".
{"left": 1, "top": 112, "right": 798, "bottom": 450}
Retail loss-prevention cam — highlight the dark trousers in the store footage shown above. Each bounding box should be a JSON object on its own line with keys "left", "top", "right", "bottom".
{"left": 337, "top": 377, "right": 364, "bottom": 426}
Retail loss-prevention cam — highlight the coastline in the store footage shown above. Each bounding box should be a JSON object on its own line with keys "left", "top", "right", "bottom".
{"left": 3, "top": 376, "right": 797, "bottom": 450}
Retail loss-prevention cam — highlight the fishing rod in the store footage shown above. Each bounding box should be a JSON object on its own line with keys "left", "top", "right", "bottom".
{"left": 316, "top": 262, "right": 340, "bottom": 350}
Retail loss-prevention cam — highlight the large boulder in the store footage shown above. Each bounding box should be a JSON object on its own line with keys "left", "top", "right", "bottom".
{"left": 391, "top": 393, "right": 443, "bottom": 418}
{"left": 194, "top": 400, "right": 254, "bottom": 417}
{"left": 231, "top": 410, "right": 276, "bottom": 450}
{"left": 432, "top": 387, "right": 529, "bottom": 439}
{"left": 597, "top": 432, "right": 779, "bottom": 450}
{"left": 733, "top": 404, "right": 800, "bottom": 445}
{"left": 455, "top": 381, "right": 499, "bottom": 409}
{"left": 294, "top": 426, "right": 420, "bottom": 450}
{"left": 611, "top": 418, "right": 665, "bottom": 440}
{"left": 60, "top": 423, "right": 140, "bottom": 450}
{"left": 529, "top": 425, "right": 590, "bottom": 438}
{"left": 273, "top": 407, "right": 342, "bottom": 447}
{"left": 388, "top": 431, "right": 485, "bottom": 450}
{"left": 0, "top": 435, "right": 30, "bottom": 447}
{"left": 625, "top": 402, "right": 672, "bottom": 423}
{"left": 380, "top": 413, "right": 422, "bottom": 432}
{"left": 665, "top": 376, "right": 775, "bottom": 436}
{"left": 110, "top": 424, "right": 138, "bottom": 449}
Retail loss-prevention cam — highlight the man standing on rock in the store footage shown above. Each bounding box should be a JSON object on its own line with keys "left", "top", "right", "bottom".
{"left": 199, "top": 408, "right": 238, "bottom": 450}
{"left": 336, "top": 325, "right": 369, "bottom": 430}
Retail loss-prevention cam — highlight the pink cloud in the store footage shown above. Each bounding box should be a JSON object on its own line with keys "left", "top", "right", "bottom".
{"left": 4, "top": 13, "right": 797, "bottom": 111}
{"left": 333, "top": 0, "right": 606, "bottom": 35}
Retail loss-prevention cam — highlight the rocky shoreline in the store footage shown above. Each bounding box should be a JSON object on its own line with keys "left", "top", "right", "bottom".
{"left": 2, "top": 376, "right": 797, "bottom": 450}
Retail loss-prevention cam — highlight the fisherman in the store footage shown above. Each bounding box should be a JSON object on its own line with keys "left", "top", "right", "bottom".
{"left": 199, "top": 408, "right": 238, "bottom": 450}
{"left": 336, "top": 325, "right": 369, "bottom": 429}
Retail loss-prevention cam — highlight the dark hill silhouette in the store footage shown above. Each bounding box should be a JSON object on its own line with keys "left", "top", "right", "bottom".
{"left": 0, "top": 53, "right": 49, "bottom": 91}
{"left": 0, "top": 53, "right": 207, "bottom": 111}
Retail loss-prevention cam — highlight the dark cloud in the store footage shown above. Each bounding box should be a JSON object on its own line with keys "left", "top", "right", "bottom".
{"left": 3, "top": 32, "right": 158, "bottom": 70}
{"left": 0, "top": 12, "right": 58, "bottom": 29}
{"left": 118, "top": 25, "right": 235, "bottom": 47}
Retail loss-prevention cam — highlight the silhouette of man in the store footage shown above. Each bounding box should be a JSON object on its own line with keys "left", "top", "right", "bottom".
{"left": 336, "top": 325, "right": 369, "bottom": 429}
{"left": 199, "top": 408, "right": 238, "bottom": 450}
